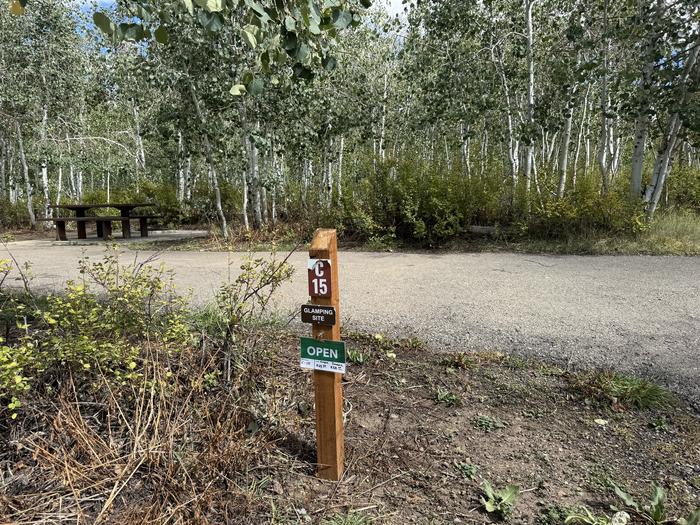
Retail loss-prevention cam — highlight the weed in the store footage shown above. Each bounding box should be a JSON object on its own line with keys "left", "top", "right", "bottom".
{"left": 472, "top": 351, "right": 506, "bottom": 364}
{"left": 348, "top": 349, "right": 368, "bottom": 364}
{"left": 539, "top": 505, "right": 580, "bottom": 525}
{"left": 564, "top": 508, "right": 630, "bottom": 525}
{"left": 570, "top": 371, "right": 673, "bottom": 410}
{"left": 523, "top": 408, "right": 547, "bottom": 419}
{"left": 612, "top": 484, "right": 667, "bottom": 525}
{"left": 481, "top": 480, "right": 520, "bottom": 519}
{"left": 538, "top": 364, "right": 565, "bottom": 376}
{"left": 587, "top": 465, "right": 618, "bottom": 492}
{"left": 435, "top": 387, "right": 460, "bottom": 407}
{"left": 323, "top": 512, "right": 372, "bottom": 525}
{"left": 454, "top": 460, "right": 478, "bottom": 480}
{"left": 472, "top": 414, "right": 509, "bottom": 432}
{"left": 648, "top": 417, "right": 669, "bottom": 431}
{"left": 442, "top": 352, "right": 476, "bottom": 370}
{"left": 679, "top": 510, "right": 700, "bottom": 525}
{"left": 506, "top": 356, "right": 528, "bottom": 369}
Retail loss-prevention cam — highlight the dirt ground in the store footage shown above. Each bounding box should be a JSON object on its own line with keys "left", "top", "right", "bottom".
{"left": 2, "top": 330, "right": 699, "bottom": 524}
{"left": 243, "top": 332, "right": 700, "bottom": 524}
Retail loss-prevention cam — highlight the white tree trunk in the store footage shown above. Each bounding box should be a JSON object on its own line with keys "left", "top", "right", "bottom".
{"left": 40, "top": 105, "right": 52, "bottom": 228}
{"left": 524, "top": 0, "right": 538, "bottom": 211}
{"left": 379, "top": 72, "right": 389, "bottom": 162}
{"left": 644, "top": 37, "right": 700, "bottom": 217}
{"left": 337, "top": 135, "right": 344, "bottom": 201}
{"left": 16, "top": 122, "right": 35, "bottom": 228}
{"left": 494, "top": 46, "right": 519, "bottom": 189}
{"left": 187, "top": 80, "right": 228, "bottom": 240}
{"left": 0, "top": 139, "right": 6, "bottom": 199}
{"left": 56, "top": 165, "right": 63, "bottom": 206}
{"left": 242, "top": 167, "right": 250, "bottom": 231}
{"left": 597, "top": 0, "right": 611, "bottom": 193}
{"left": 177, "top": 130, "right": 185, "bottom": 203}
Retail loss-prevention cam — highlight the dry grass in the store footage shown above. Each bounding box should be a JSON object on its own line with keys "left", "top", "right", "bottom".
{"left": 0, "top": 341, "right": 294, "bottom": 524}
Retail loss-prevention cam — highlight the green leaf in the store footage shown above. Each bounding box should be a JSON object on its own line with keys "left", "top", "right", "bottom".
{"left": 260, "top": 51, "right": 271, "bottom": 73}
{"left": 247, "top": 78, "right": 264, "bottom": 96}
{"left": 93, "top": 12, "right": 114, "bottom": 36}
{"left": 244, "top": 0, "right": 270, "bottom": 22}
{"left": 241, "top": 26, "right": 257, "bottom": 49}
{"left": 183, "top": 0, "right": 194, "bottom": 16}
{"left": 118, "top": 23, "right": 145, "bottom": 41}
{"left": 283, "top": 32, "right": 298, "bottom": 51}
{"left": 648, "top": 485, "right": 666, "bottom": 522}
{"left": 309, "top": 19, "right": 321, "bottom": 34}
{"left": 197, "top": 11, "right": 224, "bottom": 32}
{"left": 206, "top": 0, "right": 224, "bottom": 11}
{"left": 230, "top": 84, "right": 247, "bottom": 96}
{"left": 499, "top": 485, "right": 520, "bottom": 506}
{"left": 613, "top": 485, "right": 640, "bottom": 512}
{"left": 295, "top": 42, "right": 310, "bottom": 63}
{"left": 284, "top": 15, "right": 296, "bottom": 31}
{"left": 322, "top": 55, "right": 337, "bottom": 71}
{"left": 483, "top": 499, "right": 497, "bottom": 513}
{"left": 332, "top": 9, "right": 352, "bottom": 30}
{"left": 154, "top": 26, "right": 169, "bottom": 44}
{"left": 678, "top": 509, "right": 700, "bottom": 525}
{"left": 360, "top": 0, "right": 371, "bottom": 6}
{"left": 482, "top": 481, "right": 495, "bottom": 500}
{"left": 293, "top": 63, "right": 314, "bottom": 80}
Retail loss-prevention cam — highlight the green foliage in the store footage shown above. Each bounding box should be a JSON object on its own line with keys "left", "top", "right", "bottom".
{"left": 434, "top": 386, "right": 460, "bottom": 406}
{"left": 567, "top": 485, "right": 700, "bottom": 525}
{"left": 539, "top": 505, "right": 580, "bottom": 525}
{"left": 0, "top": 199, "right": 28, "bottom": 230}
{"left": 571, "top": 371, "right": 674, "bottom": 410}
{"left": 527, "top": 184, "right": 650, "bottom": 240}
{"left": 323, "top": 513, "right": 372, "bottom": 525}
{"left": 454, "top": 460, "right": 478, "bottom": 480}
{"left": 472, "top": 414, "right": 509, "bottom": 432}
{"left": 0, "top": 258, "right": 11, "bottom": 288}
{"left": 212, "top": 253, "right": 294, "bottom": 334}
{"left": 612, "top": 484, "right": 666, "bottom": 525}
{"left": 668, "top": 167, "right": 700, "bottom": 211}
{"left": 347, "top": 348, "right": 368, "bottom": 364}
{"left": 442, "top": 352, "right": 476, "bottom": 370}
{"left": 564, "top": 509, "right": 630, "bottom": 525}
{"left": 481, "top": 481, "right": 520, "bottom": 519}
{"left": 0, "top": 249, "right": 190, "bottom": 420}
{"left": 679, "top": 510, "right": 700, "bottom": 525}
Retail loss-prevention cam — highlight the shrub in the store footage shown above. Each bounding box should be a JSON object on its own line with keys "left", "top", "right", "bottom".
{"left": 0, "top": 248, "right": 190, "bottom": 420}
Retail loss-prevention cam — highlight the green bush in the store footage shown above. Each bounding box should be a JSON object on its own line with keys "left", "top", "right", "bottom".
{"left": 0, "top": 199, "right": 29, "bottom": 230}
{"left": 0, "top": 250, "right": 190, "bottom": 420}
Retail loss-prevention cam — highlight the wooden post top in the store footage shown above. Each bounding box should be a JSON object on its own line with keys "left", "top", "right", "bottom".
{"left": 309, "top": 228, "right": 338, "bottom": 259}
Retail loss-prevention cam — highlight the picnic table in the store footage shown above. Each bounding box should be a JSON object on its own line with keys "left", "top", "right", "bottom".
{"left": 37, "top": 203, "right": 160, "bottom": 241}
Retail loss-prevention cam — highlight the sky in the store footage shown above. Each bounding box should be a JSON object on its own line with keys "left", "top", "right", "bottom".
{"left": 387, "top": 0, "right": 406, "bottom": 17}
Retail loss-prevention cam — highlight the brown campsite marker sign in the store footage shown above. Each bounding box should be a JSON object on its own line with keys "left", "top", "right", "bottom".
{"left": 301, "top": 304, "right": 337, "bottom": 326}
{"left": 308, "top": 258, "right": 332, "bottom": 298}
{"left": 303, "top": 229, "right": 344, "bottom": 481}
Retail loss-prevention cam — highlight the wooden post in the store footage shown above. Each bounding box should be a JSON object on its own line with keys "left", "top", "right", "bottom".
{"left": 309, "top": 229, "right": 344, "bottom": 481}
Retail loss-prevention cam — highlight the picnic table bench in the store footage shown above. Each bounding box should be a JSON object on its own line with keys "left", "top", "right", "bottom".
{"left": 37, "top": 203, "right": 161, "bottom": 241}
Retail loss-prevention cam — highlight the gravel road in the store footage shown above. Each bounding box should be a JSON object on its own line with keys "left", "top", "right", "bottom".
{"left": 4, "top": 240, "right": 699, "bottom": 407}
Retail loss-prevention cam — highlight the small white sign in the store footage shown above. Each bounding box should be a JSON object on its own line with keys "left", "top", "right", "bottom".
{"left": 300, "top": 358, "right": 346, "bottom": 373}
